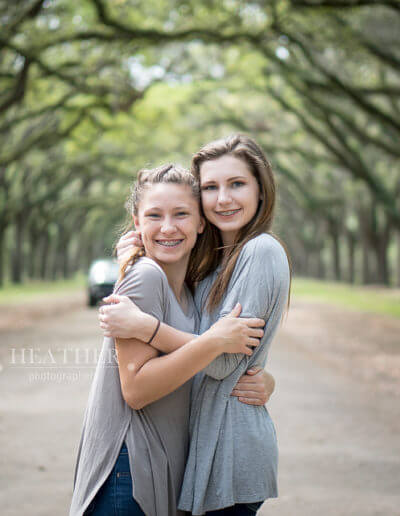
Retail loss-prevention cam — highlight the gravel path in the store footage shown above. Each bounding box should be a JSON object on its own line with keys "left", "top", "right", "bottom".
{"left": 0, "top": 293, "right": 399, "bottom": 516}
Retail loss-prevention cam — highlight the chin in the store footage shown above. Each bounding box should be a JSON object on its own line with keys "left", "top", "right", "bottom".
{"left": 214, "top": 221, "right": 242, "bottom": 231}
{"left": 156, "top": 250, "right": 188, "bottom": 265}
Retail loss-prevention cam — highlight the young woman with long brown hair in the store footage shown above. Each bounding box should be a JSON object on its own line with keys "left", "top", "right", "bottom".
{"left": 101, "top": 134, "right": 291, "bottom": 515}
{"left": 70, "top": 164, "right": 271, "bottom": 516}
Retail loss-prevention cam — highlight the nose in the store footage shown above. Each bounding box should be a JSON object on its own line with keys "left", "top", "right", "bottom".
{"left": 217, "top": 187, "right": 232, "bottom": 205}
{"left": 160, "top": 217, "right": 177, "bottom": 235}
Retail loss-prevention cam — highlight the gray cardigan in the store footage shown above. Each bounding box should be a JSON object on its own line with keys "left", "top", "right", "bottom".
{"left": 178, "top": 233, "right": 290, "bottom": 514}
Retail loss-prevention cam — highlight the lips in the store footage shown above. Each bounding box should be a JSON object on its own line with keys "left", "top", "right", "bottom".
{"left": 155, "top": 239, "right": 184, "bottom": 247}
{"left": 214, "top": 208, "right": 241, "bottom": 217}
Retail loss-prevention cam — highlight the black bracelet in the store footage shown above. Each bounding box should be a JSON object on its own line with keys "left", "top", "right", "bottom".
{"left": 147, "top": 319, "right": 161, "bottom": 345}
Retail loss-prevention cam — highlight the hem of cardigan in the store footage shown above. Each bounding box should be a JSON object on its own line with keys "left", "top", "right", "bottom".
{"left": 71, "top": 424, "right": 130, "bottom": 516}
{"left": 178, "top": 491, "right": 278, "bottom": 515}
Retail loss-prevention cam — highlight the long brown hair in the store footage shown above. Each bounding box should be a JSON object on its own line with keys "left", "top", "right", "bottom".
{"left": 117, "top": 163, "right": 205, "bottom": 293}
{"left": 188, "top": 133, "right": 292, "bottom": 312}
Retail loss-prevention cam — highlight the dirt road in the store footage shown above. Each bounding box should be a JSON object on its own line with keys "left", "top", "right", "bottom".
{"left": 0, "top": 293, "right": 399, "bottom": 516}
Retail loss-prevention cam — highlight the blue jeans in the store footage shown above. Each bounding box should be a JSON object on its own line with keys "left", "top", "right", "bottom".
{"left": 84, "top": 443, "right": 145, "bottom": 516}
{"left": 206, "top": 503, "right": 263, "bottom": 516}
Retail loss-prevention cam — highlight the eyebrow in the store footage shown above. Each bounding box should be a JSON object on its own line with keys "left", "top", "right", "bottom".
{"left": 201, "top": 175, "right": 247, "bottom": 185}
{"left": 143, "top": 205, "right": 191, "bottom": 212}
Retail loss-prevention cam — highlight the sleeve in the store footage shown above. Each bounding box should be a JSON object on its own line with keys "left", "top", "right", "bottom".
{"left": 203, "top": 235, "right": 290, "bottom": 380}
{"left": 113, "top": 260, "right": 167, "bottom": 322}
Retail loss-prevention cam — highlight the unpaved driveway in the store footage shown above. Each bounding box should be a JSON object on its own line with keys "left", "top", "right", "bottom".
{"left": 0, "top": 293, "right": 399, "bottom": 516}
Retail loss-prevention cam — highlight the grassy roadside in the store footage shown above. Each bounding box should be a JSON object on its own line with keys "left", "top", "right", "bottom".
{"left": 0, "top": 275, "right": 86, "bottom": 305}
{"left": 293, "top": 277, "right": 400, "bottom": 319}
{"left": 0, "top": 276, "right": 399, "bottom": 319}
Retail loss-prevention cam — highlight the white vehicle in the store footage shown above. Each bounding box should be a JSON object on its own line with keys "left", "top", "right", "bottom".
{"left": 87, "top": 258, "right": 119, "bottom": 307}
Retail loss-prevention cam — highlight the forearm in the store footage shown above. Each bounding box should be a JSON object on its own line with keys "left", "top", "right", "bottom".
{"left": 116, "top": 333, "right": 221, "bottom": 409}
{"left": 150, "top": 320, "right": 195, "bottom": 353}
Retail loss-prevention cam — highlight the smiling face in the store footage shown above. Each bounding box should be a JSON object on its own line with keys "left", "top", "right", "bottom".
{"left": 200, "top": 154, "right": 260, "bottom": 246}
{"left": 133, "top": 183, "right": 204, "bottom": 270}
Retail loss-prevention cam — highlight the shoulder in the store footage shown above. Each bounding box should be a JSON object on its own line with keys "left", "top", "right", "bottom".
{"left": 129, "top": 257, "right": 166, "bottom": 281}
{"left": 239, "top": 234, "right": 290, "bottom": 293}
{"left": 116, "top": 257, "right": 168, "bottom": 295}
{"left": 240, "top": 233, "right": 288, "bottom": 265}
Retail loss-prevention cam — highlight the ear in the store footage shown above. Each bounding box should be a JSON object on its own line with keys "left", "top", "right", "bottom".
{"left": 198, "top": 216, "right": 206, "bottom": 235}
{"left": 133, "top": 215, "right": 141, "bottom": 232}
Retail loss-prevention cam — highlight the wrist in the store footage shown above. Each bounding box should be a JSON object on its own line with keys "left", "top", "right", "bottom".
{"left": 199, "top": 331, "right": 223, "bottom": 358}
{"left": 139, "top": 313, "right": 158, "bottom": 342}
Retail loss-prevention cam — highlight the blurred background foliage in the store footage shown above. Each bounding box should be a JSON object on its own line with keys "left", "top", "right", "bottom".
{"left": 0, "top": 0, "right": 399, "bottom": 287}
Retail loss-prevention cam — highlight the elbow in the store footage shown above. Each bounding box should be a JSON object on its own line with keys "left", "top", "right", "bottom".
{"left": 203, "top": 358, "right": 240, "bottom": 380}
{"left": 121, "top": 384, "right": 149, "bottom": 410}
{"left": 125, "top": 394, "right": 144, "bottom": 410}
{"left": 203, "top": 365, "right": 233, "bottom": 380}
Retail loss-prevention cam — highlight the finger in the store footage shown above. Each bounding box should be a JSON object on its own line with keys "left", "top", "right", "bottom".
{"left": 242, "top": 317, "right": 265, "bottom": 328}
{"left": 99, "top": 302, "right": 113, "bottom": 312}
{"left": 237, "top": 397, "right": 265, "bottom": 405}
{"left": 102, "top": 294, "right": 120, "bottom": 304}
{"left": 245, "top": 367, "right": 262, "bottom": 375}
{"left": 99, "top": 305, "right": 112, "bottom": 315}
{"left": 117, "top": 250, "right": 133, "bottom": 262}
{"left": 116, "top": 245, "right": 135, "bottom": 258}
{"left": 229, "top": 303, "right": 242, "bottom": 318}
{"left": 118, "top": 238, "right": 136, "bottom": 249}
{"left": 232, "top": 384, "right": 262, "bottom": 393}
{"left": 235, "top": 377, "right": 262, "bottom": 386}
{"left": 231, "top": 387, "right": 262, "bottom": 396}
{"left": 248, "top": 328, "right": 264, "bottom": 339}
{"left": 246, "top": 338, "right": 260, "bottom": 348}
{"left": 103, "top": 294, "right": 128, "bottom": 306}
{"left": 235, "top": 368, "right": 263, "bottom": 385}
{"left": 121, "top": 231, "right": 135, "bottom": 240}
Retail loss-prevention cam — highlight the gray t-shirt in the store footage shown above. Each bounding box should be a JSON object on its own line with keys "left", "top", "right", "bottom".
{"left": 70, "top": 257, "right": 198, "bottom": 516}
{"left": 178, "top": 233, "right": 290, "bottom": 514}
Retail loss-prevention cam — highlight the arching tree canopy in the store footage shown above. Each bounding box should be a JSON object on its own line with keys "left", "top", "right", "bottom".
{"left": 1, "top": 0, "right": 399, "bottom": 286}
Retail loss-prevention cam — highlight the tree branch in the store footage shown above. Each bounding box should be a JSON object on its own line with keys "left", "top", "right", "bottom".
{"left": 290, "top": 0, "right": 400, "bottom": 12}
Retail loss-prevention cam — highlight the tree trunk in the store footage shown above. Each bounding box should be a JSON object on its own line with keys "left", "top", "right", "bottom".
{"left": 346, "top": 231, "right": 356, "bottom": 284}
{"left": 316, "top": 249, "right": 325, "bottom": 279}
{"left": 358, "top": 207, "right": 373, "bottom": 284}
{"left": 27, "top": 226, "right": 39, "bottom": 279}
{"left": 11, "top": 216, "right": 25, "bottom": 284}
{"left": 0, "top": 224, "right": 5, "bottom": 287}
{"left": 369, "top": 216, "right": 392, "bottom": 286}
{"left": 50, "top": 228, "right": 60, "bottom": 280}
{"left": 328, "top": 221, "right": 341, "bottom": 281}
{"left": 397, "top": 230, "right": 400, "bottom": 288}
{"left": 375, "top": 243, "right": 389, "bottom": 285}
{"left": 39, "top": 230, "right": 51, "bottom": 280}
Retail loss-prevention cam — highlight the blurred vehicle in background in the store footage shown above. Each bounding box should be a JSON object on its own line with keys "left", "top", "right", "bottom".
{"left": 87, "top": 258, "right": 119, "bottom": 307}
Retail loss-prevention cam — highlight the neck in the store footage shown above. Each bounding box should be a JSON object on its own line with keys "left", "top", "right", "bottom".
{"left": 153, "top": 256, "right": 189, "bottom": 302}
{"left": 221, "top": 230, "right": 237, "bottom": 257}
